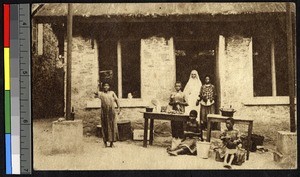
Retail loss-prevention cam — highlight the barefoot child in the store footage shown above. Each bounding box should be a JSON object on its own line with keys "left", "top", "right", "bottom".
{"left": 220, "top": 118, "right": 242, "bottom": 169}
{"left": 167, "top": 110, "right": 203, "bottom": 156}
{"left": 169, "top": 81, "right": 188, "bottom": 139}
{"left": 95, "top": 82, "right": 120, "bottom": 148}
{"left": 197, "top": 75, "right": 217, "bottom": 130}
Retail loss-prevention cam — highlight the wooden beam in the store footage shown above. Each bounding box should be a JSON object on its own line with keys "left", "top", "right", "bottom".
{"left": 34, "top": 13, "right": 285, "bottom": 24}
{"left": 117, "top": 40, "right": 122, "bottom": 98}
{"left": 286, "top": 2, "right": 295, "bottom": 132}
{"left": 66, "top": 3, "right": 73, "bottom": 120}
{"left": 37, "top": 24, "right": 43, "bottom": 55}
{"left": 271, "top": 36, "right": 277, "bottom": 96}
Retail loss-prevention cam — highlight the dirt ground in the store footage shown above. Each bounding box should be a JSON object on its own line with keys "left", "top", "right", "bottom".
{"left": 33, "top": 118, "right": 283, "bottom": 170}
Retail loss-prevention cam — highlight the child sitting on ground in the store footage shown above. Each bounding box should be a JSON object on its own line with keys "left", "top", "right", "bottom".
{"left": 219, "top": 118, "right": 243, "bottom": 169}
{"left": 167, "top": 110, "right": 203, "bottom": 156}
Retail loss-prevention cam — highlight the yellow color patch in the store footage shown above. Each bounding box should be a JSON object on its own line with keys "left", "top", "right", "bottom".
{"left": 4, "top": 48, "right": 10, "bottom": 90}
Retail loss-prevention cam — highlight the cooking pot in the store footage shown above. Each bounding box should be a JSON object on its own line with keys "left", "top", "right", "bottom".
{"left": 219, "top": 107, "right": 236, "bottom": 117}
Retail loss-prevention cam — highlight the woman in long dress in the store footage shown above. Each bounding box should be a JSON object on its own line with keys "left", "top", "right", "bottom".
{"left": 95, "top": 82, "right": 120, "bottom": 147}
{"left": 183, "top": 70, "right": 202, "bottom": 119}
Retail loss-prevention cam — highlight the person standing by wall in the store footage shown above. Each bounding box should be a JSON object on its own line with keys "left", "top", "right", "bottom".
{"left": 183, "top": 70, "right": 202, "bottom": 120}
{"left": 197, "top": 75, "right": 217, "bottom": 130}
{"left": 95, "top": 82, "right": 120, "bottom": 147}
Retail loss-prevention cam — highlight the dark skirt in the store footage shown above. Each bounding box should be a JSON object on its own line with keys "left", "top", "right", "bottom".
{"left": 200, "top": 105, "right": 215, "bottom": 129}
{"left": 171, "top": 121, "right": 184, "bottom": 138}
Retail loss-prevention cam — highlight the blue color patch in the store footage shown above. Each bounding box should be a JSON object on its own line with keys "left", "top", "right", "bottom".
{"left": 5, "top": 134, "right": 12, "bottom": 174}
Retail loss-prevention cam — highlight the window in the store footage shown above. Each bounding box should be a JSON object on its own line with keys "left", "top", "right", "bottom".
{"left": 98, "top": 40, "right": 141, "bottom": 99}
{"left": 252, "top": 32, "right": 289, "bottom": 97}
{"left": 253, "top": 36, "right": 272, "bottom": 96}
{"left": 121, "top": 40, "right": 141, "bottom": 98}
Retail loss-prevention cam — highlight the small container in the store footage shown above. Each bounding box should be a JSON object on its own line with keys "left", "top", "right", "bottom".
{"left": 161, "top": 106, "right": 167, "bottom": 112}
{"left": 96, "top": 125, "right": 102, "bottom": 138}
{"left": 70, "top": 107, "right": 75, "bottom": 120}
{"left": 220, "top": 106, "right": 236, "bottom": 117}
{"left": 197, "top": 141, "right": 211, "bottom": 159}
{"left": 251, "top": 134, "right": 264, "bottom": 146}
{"left": 117, "top": 120, "right": 132, "bottom": 141}
{"left": 128, "top": 93, "right": 133, "bottom": 99}
{"left": 215, "top": 150, "right": 224, "bottom": 162}
{"left": 146, "top": 107, "right": 153, "bottom": 112}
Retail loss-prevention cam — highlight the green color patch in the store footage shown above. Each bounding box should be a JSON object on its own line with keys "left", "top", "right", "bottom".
{"left": 5, "top": 91, "right": 11, "bottom": 133}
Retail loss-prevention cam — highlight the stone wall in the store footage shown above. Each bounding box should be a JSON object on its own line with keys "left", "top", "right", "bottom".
{"left": 140, "top": 37, "right": 176, "bottom": 106}
{"left": 63, "top": 36, "right": 100, "bottom": 133}
{"left": 219, "top": 35, "right": 253, "bottom": 112}
{"left": 218, "top": 34, "right": 292, "bottom": 142}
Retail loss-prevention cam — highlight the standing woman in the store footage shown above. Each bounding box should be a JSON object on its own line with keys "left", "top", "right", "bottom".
{"left": 183, "top": 70, "right": 202, "bottom": 118}
{"left": 95, "top": 82, "right": 120, "bottom": 147}
{"left": 197, "top": 75, "right": 216, "bottom": 130}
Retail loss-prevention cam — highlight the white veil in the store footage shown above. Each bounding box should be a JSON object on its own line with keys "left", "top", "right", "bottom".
{"left": 184, "top": 70, "right": 202, "bottom": 97}
{"left": 184, "top": 70, "right": 202, "bottom": 117}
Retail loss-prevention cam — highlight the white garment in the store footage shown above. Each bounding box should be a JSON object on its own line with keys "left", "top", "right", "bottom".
{"left": 183, "top": 70, "right": 202, "bottom": 118}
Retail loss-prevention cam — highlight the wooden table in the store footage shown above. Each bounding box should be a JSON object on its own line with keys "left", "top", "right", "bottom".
{"left": 206, "top": 114, "right": 254, "bottom": 160}
{"left": 142, "top": 112, "right": 189, "bottom": 147}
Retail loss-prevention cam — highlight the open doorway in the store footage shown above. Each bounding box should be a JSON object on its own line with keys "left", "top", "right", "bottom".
{"left": 175, "top": 40, "right": 216, "bottom": 90}
{"left": 175, "top": 39, "right": 220, "bottom": 130}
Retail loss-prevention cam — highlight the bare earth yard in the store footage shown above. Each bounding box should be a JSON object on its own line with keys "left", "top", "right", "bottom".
{"left": 33, "top": 118, "right": 283, "bottom": 170}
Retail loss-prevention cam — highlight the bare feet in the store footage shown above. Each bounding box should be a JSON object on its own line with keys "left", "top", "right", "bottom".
{"left": 168, "top": 151, "right": 178, "bottom": 156}
{"left": 223, "top": 164, "right": 232, "bottom": 169}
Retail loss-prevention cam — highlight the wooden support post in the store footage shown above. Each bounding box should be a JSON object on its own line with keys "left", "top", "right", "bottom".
{"left": 37, "top": 24, "right": 43, "bottom": 55}
{"left": 271, "top": 36, "right": 277, "bottom": 96}
{"left": 66, "top": 3, "right": 73, "bottom": 120}
{"left": 286, "top": 2, "right": 296, "bottom": 132}
{"left": 117, "top": 40, "right": 122, "bottom": 98}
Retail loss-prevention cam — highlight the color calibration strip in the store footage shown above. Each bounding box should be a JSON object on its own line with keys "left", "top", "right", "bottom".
{"left": 4, "top": 4, "right": 12, "bottom": 174}
{"left": 4, "top": 4, "right": 31, "bottom": 174}
{"left": 11, "top": 4, "right": 21, "bottom": 174}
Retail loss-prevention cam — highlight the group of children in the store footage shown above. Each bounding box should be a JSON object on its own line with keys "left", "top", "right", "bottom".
{"left": 167, "top": 79, "right": 244, "bottom": 168}
{"left": 167, "top": 108, "right": 244, "bottom": 168}
{"left": 95, "top": 76, "right": 244, "bottom": 168}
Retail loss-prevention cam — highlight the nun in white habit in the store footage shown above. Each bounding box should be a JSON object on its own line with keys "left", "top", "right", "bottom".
{"left": 183, "top": 70, "right": 202, "bottom": 119}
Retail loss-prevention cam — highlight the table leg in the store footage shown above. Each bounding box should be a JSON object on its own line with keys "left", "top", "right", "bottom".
{"left": 247, "top": 122, "right": 253, "bottom": 160}
{"left": 149, "top": 119, "right": 154, "bottom": 145}
{"left": 206, "top": 119, "right": 211, "bottom": 142}
{"left": 143, "top": 118, "right": 149, "bottom": 147}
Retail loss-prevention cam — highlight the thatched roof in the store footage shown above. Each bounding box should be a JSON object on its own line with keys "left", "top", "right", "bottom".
{"left": 33, "top": 3, "right": 293, "bottom": 17}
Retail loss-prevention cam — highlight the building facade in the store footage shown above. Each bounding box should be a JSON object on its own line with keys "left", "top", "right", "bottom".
{"left": 32, "top": 3, "right": 296, "bottom": 139}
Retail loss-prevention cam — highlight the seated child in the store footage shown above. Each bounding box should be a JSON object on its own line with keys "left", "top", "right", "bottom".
{"left": 219, "top": 118, "right": 242, "bottom": 169}
{"left": 167, "top": 110, "right": 203, "bottom": 156}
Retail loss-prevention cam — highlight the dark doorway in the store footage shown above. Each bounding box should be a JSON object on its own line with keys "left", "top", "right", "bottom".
{"left": 175, "top": 40, "right": 216, "bottom": 89}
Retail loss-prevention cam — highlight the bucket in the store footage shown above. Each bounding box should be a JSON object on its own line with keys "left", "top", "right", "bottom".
{"left": 197, "top": 141, "right": 211, "bottom": 159}
{"left": 96, "top": 125, "right": 102, "bottom": 138}
{"left": 117, "top": 120, "right": 132, "bottom": 141}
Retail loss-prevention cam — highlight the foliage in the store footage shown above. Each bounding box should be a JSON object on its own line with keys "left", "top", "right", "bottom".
{"left": 32, "top": 24, "right": 64, "bottom": 119}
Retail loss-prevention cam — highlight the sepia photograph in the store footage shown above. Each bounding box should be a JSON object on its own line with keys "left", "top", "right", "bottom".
{"left": 31, "top": 2, "right": 297, "bottom": 170}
